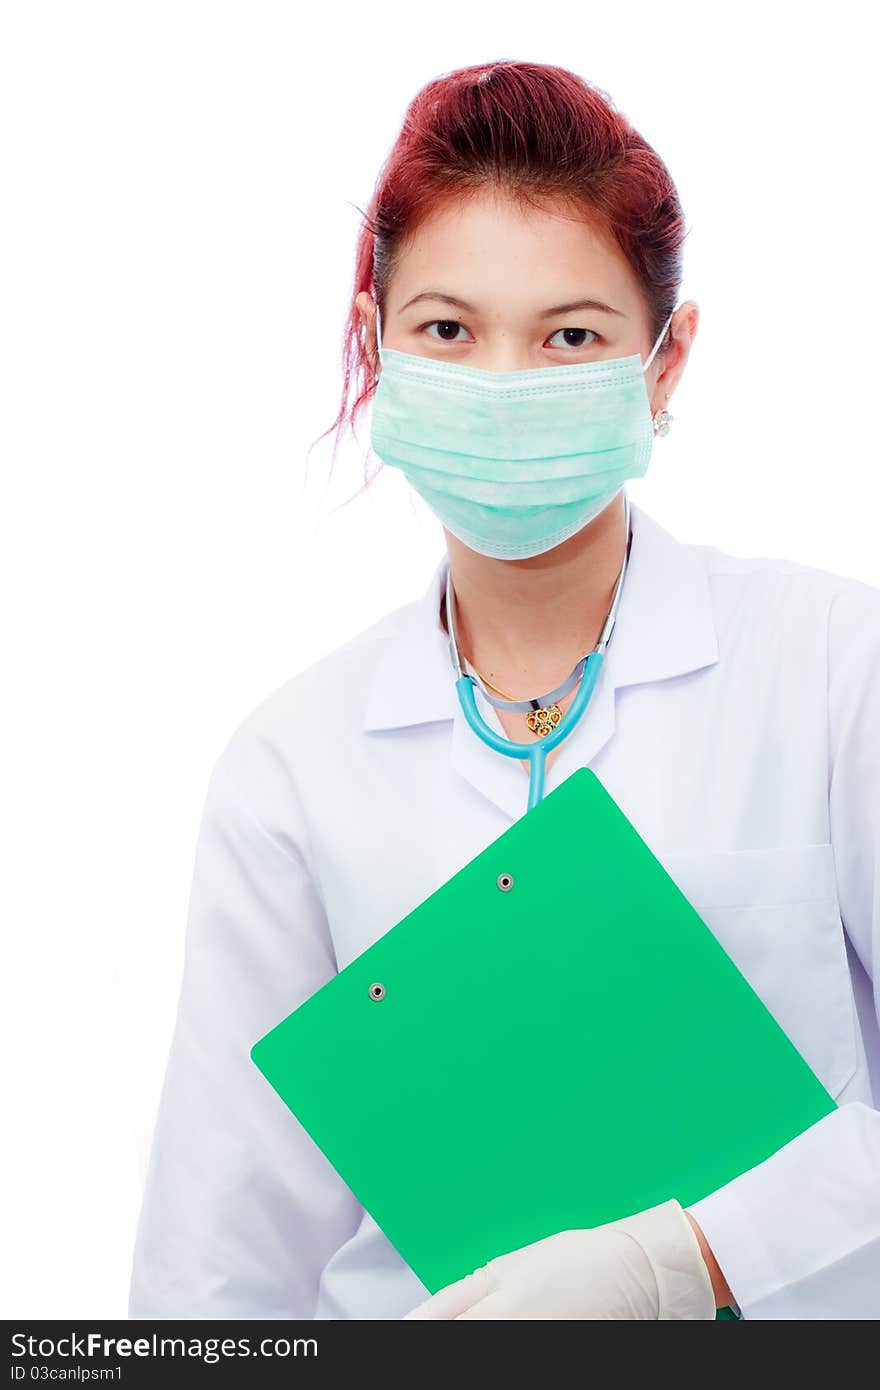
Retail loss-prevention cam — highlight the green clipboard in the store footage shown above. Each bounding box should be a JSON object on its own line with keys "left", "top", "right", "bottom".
{"left": 251, "top": 767, "right": 835, "bottom": 1316}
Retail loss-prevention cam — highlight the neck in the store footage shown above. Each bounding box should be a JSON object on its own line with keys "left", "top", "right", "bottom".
{"left": 441, "top": 495, "right": 629, "bottom": 697}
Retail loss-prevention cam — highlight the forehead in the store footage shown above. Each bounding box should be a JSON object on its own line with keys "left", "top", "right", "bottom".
{"left": 388, "top": 187, "right": 642, "bottom": 319}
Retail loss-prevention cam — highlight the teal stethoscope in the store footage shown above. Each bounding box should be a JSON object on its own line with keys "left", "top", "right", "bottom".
{"left": 445, "top": 492, "right": 633, "bottom": 814}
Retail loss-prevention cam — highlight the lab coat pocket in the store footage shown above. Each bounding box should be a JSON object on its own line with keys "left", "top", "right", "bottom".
{"left": 655, "top": 843, "right": 858, "bottom": 1101}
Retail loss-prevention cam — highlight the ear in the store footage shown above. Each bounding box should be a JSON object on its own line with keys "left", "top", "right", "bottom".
{"left": 649, "top": 299, "right": 698, "bottom": 417}
{"left": 356, "top": 291, "right": 380, "bottom": 376}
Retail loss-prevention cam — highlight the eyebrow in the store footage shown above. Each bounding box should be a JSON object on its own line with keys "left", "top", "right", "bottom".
{"left": 398, "top": 290, "right": 626, "bottom": 318}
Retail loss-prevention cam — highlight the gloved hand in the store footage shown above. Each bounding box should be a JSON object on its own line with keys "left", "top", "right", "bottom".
{"left": 403, "top": 1199, "right": 716, "bottom": 1319}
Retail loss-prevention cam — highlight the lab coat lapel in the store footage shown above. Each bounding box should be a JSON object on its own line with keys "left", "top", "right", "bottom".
{"left": 362, "top": 501, "right": 720, "bottom": 824}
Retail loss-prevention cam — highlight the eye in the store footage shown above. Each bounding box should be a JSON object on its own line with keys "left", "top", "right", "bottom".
{"left": 547, "top": 327, "right": 600, "bottom": 350}
{"left": 421, "top": 319, "right": 473, "bottom": 343}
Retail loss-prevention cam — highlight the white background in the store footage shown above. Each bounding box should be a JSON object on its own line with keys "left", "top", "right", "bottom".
{"left": 2, "top": 0, "right": 877, "bottom": 1318}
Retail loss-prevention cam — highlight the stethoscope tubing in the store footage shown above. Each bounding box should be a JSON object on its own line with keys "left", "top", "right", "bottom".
{"left": 454, "top": 651, "right": 605, "bottom": 811}
{"left": 447, "top": 493, "right": 631, "bottom": 813}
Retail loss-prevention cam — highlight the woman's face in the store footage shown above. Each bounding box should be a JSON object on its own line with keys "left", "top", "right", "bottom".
{"left": 357, "top": 185, "right": 697, "bottom": 418}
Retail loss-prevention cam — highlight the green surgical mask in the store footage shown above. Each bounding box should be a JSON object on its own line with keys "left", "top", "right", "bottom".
{"left": 370, "top": 304, "right": 674, "bottom": 559}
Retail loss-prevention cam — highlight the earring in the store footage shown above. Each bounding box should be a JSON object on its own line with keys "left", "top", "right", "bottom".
{"left": 653, "top": 393, "right": 673, "bottom": 437}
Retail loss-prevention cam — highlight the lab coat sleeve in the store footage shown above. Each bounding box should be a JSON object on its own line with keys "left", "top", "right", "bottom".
{"left": 686, "top": 581, "right": 880, "bottom": 1319}
{"left": 127, "top": 722, "right": 362, "bottom": 1318}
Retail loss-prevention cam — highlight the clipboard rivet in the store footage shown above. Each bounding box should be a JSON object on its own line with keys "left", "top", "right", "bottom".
{"left": 369, "top": 982, "right": 386, "bottom": 1001}
{"left": 497, "top": 873, "right": 514, "bottom": 892}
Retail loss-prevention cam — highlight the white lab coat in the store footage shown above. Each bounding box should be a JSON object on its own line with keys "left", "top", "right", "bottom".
{"left": 127, "top": 499, "right": 880, "bottom": 1320}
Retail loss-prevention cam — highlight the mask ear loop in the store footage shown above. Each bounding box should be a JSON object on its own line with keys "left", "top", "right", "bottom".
{"left": 643, "top": 308, "right": 675, "bottom": 373}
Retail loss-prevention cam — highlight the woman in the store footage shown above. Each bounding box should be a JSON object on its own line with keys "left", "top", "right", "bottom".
{"left": 128, "top": 60, "right": 880, "bottom": 1320}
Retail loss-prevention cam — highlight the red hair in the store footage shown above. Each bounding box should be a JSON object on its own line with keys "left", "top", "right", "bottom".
{"left": 308, "top": 60, "right": 686, "bottom": 496}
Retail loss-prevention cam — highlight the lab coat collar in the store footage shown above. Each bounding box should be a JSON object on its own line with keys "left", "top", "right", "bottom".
{"left": 362, "top": 501, "right": 720, "bottom": 821}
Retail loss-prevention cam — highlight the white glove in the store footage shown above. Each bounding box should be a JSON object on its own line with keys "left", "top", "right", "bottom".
{"left": 403, "top": 1199, "right": 716, "bottom": 1320}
